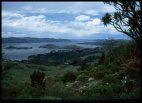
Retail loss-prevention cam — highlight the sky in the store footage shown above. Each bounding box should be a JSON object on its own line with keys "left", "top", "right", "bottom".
{"left": 2, "top": 2, "right": 130, "bottom": 39}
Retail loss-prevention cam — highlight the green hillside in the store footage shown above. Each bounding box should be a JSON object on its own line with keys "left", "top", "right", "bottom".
{"left": 2, "top": 40, "right": 140, "bottom": 99}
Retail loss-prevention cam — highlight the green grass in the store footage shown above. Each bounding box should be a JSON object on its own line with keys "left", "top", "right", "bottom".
{"left": 2, "top": 61, "right": 78, "bottom": 85}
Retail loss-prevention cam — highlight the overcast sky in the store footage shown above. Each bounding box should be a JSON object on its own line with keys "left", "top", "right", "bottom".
{"left": 2, "top": 2, "right": 130, "bottom": 39}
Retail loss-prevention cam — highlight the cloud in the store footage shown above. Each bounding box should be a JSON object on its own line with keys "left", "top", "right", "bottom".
{"left": 3, "top": 2, "right": 115, "bottom": 16}
{"left": 22, "top": 6, "right": 47, "bottom": 13}
{"left": 2, "top": 11, "right": 24, "bottom": 18}
{"left": 2, "top": 10, "right": 120, "bottom": 38}
{"left": 92, "top": 18, "right": 101, "bottom": 25}
{"left": 3, "top": 14, "right": 47, "bottom": 31}
{"left": 75, "top": 15, "right": 90, "bottom": 21}
{"left": 84, "top": 10, "right": 99, "bottom": 16}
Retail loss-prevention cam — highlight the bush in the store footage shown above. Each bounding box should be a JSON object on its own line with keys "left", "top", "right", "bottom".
{"left": 102, "top": 74, "right": 117, "bottom": 83}
{"left": 2, "top": 82, "right": 31, "bottom": 99}
{"left": 105, "top": 41, "right": 138, "bottom": 65}
{"left": 89, "top": 65, "right": 112, "bottom": 79}
{"left": 98, "top": 53, "right": 105, "bottom": 65}
{"left": 28, "top": 86, "right": 45, "bottom": 98}
{"left": 78, "top": 62, "right": 91, "bottom": 71}
{"left": 3, "top": 61, "right": 17, "bottom": 71}
{"left": 84, "top": 81, "right": 115, "bottom": 98}
{"left": 30, "top": 70, "right": 45, "bottom": 87}
{"left": 45, "top": 81, "right": 64, "bottom": 97}
{"left": 102, "top": 84, "right": 114, "bottom": 98}
{"left": 16, "top": 82, "right": 32, "bottom": 99}
{"left": 2, "top": 83, "right": 22, "bottom": 99}
{"left": 128, "top": 87, "right": 141, "bottom": 99}
{"left": 106, "top": 63, "right": 121, "bottom": 73}
{"left": 111, "top": 83, "right": 124, "bottom": 94}
{"left": 61, "top": 81, "right": 85, "bottom": 97}
{"left": 62, "top": 71, "right": 77, "bottom": 83}
{"left": 76, "top": 73, "right": 88, "bottom": 82}
{"left": 84, "top": 80, "right": 103, "bottom": 97}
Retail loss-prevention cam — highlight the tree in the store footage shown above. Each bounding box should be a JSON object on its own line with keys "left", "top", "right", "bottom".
{"left": 30, "top": 70, "right": 45, "bottom": 87}
{"left": 102, "top": 1, "right": 141, "bottom": 46}
{"left": 98, "top": 52, "right": 105, "bottom": 65}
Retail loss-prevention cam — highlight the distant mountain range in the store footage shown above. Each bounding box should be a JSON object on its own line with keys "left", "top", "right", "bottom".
{"left": 2, "top": 37, "right": 71, "bottom": 43}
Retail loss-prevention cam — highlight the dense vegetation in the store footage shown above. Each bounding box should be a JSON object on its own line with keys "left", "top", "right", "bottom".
{"left": 2, "top": 39, "right": 140, "bottom": 99}
{"left": 27, "top": 48, "right": 102, "bottom": 66}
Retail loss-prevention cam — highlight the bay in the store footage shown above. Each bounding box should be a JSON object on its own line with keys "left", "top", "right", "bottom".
{"left": 2, "top": 40, "right": 99, "bottom": 61}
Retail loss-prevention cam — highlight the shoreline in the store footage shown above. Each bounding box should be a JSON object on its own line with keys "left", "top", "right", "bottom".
{"left": 3, "top": 47, "right": 104, "bottom": 62}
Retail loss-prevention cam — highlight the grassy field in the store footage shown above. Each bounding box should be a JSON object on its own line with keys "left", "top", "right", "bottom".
{"left": 2, "top": 61, "right": 79, "bottom": 84}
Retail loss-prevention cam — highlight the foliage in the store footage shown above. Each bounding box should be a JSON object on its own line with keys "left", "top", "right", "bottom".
{"left": 104, "top": 40, "right": 139, "bottom": 65}
{"left": 102, "top": 13, "right": 111, "bottom": 26}
{"left": 30, "top": 70, "right": 45, "bottom": 87}
{"left": 2, "top": 39, "right": 140, "bottom": 99}
{"left": 102, "top": 1, "right": 141, "bottom": 46}
{"left": 3, "top": 61, "right": 17, "bottom": 71}
{"left": 2, "top": 83, "right": 23, "bottom": 99}
{"left": 113, "top": 41, "right": 138, "bottom": 59}
{"left": 98, "top": 52, "right": 105, "bottom": 65}
{"left": 42, "top": 76, "right": 64, "bottom": 97}
{"left": 29, "top": 86, "right": 46, "bottom": 98}
{"left": 45, "top": 81, "right": 64, "bottom": 97}
{"left": 102, "top": 74, "right": 117, "bottom": 84}
{"left": 76, "top": 73, "right": 88, "bottom": 82}
{"left": 78, "top": 61, "right": 91, "bottom": 71}
{"left": 62, "top": 71, "right": 77, "bottom": 83}
{"left": 84, "top": 80, "right": 115, "bottom": 98}
{"left": 106, "top": 63, "right": 121, "bottom": 73}
{"left": 89, "top": 65, "right": 112, "bottom": 79}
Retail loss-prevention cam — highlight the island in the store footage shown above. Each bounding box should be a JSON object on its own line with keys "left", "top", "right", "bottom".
{"left": 61, "top": 45, "right": 84, "bottom": 50}
{"left": 5, "top": 46, "right": 32, "bottom": 50}
{"left": 39, "top": 44, "right": 60, "bottom": 49}
{"left": 39, "top": 44, "right": 84, "bottom": 50}
{"left": 77, "top": 39, "right": 130, "bottom": 45}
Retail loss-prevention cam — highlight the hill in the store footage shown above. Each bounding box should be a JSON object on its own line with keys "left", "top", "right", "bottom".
{"left": 2, "top": 37, "right": 71, "bottom": 43}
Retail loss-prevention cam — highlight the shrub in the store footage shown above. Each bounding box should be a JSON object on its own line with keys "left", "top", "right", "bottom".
{"left": 106, "top": 63, "right": 121, "bottom": 73}
{"left": 2, "top": 83, "right": 22, "bottom": 99}
{"left": 76, "top": 73, "right": 88, "bottom": 82}
{"left": 84, "top": 80, "right": 103, "bottom": 97}
{"left": 2, "top": 82, "right": 30, "bottom": 99}
{"left": 102, "top": 74, "right": 117, "bottom": 83}
{"left": 127, "top": 87, "right": 141, "bottom": 99}
{"left": 16, "top": 82, "right": 32, "bottom": 99}
{"left": 62, "top": 86, "right": 78, "bottom": 98}
{"left": 111, "top": 83, "right": 124, "bottom": 94}
{"left": 76, "top": 70, "right": 89, "bottom": 76}
{"left": 102, "top": 84, "right": 114, "bottom": 98}
{"left": 61, "top": 81, "right": 84, "bottom": 97}
{"left": 30, "top": 70, "right": 45, "bottom": 87}
{"left": 62, "top": 71, "right": 77, "bottom": 83}
{"left": 89, "top": 65, "right": 112, "bottom": 79}
{"left": 84, "top": 81, "right": 115, "bottom": 98}
{"left": 45, "top": 81, "right": 64, "bottom": 97}
{"left": 78, "top": 62, "right": 90, "bottom": 71}
{"left": 3, "top": 61, "right": 17, "bottom": 71}
{"left": 29, "top": 85, "right": 46, "bottom": 98}
{"left": 98, "top": 53, "right": 105, "bottom": 65}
